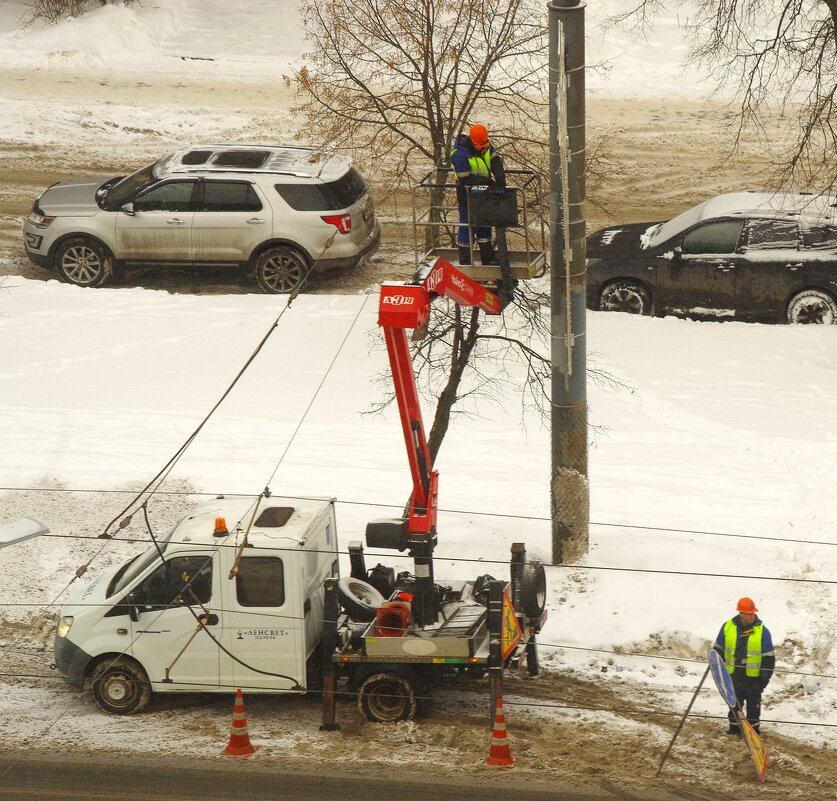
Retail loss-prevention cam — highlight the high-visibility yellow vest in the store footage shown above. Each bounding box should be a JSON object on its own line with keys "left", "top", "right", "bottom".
{"left": 451, "top": 147, "right": 491, "bottom": 179}
{"left": 723, "top": 619, "right": 764, "bottom": 678}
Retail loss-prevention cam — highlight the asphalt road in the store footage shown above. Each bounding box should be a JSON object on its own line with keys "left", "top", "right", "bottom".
{"left": 0, "top": 751, "right": 719, "bottom": 801}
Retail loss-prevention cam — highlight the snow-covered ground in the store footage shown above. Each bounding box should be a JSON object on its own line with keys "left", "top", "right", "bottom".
{"left": 0, "top": 0, "right": 834, "bottom": 789}
{"left": 0, "top": 0, "right": 710, "bottom": 98}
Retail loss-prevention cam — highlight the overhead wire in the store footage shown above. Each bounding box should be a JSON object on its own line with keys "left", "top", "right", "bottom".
{"left": 5, "top": 529, "right": 836, "bottom": 588}
{"left": 0, "top": 234, "right": 378, "bottom": 763}
{"left": 4, "top": 483, "right": 837, "bottom": 550}
{"left": 1, "top": 666, "right": 835, "bottom": 731}
{"left": 2, "top": 241, "right": 835, "bottom": 747}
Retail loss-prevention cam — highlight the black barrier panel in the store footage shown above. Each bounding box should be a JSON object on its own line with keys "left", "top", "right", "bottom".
{"left": 470, "top": 188, "right": 519, "bottom": 227}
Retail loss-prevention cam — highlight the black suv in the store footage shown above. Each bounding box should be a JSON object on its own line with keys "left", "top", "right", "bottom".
{"left": 586, "top": 191, "right": 837, "bottom": 324}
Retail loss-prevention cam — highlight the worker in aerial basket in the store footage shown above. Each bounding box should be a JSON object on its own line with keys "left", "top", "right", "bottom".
{"left": 712, "top": 597, "right": 775, "bottom": 735}
{"left": 449, "top": 123, "right": 507, "bottom": 267}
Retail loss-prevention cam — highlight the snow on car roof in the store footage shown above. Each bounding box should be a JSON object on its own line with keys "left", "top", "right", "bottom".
{"left": 701, "top": 190, "right": 837, "bottom": 221}
{"left": 156, "top": 144, "right": 352, "bottom": 180}
{"left": 645, "top": 190, "right": 837, "bottom": 248}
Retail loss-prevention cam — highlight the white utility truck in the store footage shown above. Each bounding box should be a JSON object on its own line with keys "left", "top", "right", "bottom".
{"left": 53, "top": 259, "right": 547, "bottom": 723}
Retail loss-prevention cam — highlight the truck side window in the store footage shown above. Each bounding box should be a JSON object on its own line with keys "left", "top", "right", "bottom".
{"left": 236, "top": 557, "right": 284, "bottom": 607}
{"left": 134, "top": 555, "right": 212, "bottom": 609}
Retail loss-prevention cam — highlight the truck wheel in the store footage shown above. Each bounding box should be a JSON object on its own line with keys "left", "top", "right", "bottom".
{"left": 520, "top": 561, "right": 547, "bottom": 617}
{"left": 91, "top": 656, "right": 151, "bottom": 715}
{"left": 338, "top": 576, "right": 384, "bottom": 622}
{"left": 357, "top": 671, "right": 418, "bottom": 723}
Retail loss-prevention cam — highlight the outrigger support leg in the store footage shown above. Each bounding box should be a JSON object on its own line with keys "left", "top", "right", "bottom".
{"left": 320, "top": 578, "right": 340, "bottom": 731}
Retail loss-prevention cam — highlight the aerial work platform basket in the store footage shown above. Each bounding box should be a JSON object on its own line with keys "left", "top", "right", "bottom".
{"left": 411, "top": 167, "right": 548, "bottom": 283}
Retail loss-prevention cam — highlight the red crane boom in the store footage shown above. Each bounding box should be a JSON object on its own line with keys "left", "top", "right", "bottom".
{"left": 369, "top": 257, "right": 504, "bottom": 625}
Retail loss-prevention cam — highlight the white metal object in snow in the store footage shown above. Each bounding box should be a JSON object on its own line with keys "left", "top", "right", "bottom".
{"left": 0, "top": 517, "right": 49, "bottom": 548}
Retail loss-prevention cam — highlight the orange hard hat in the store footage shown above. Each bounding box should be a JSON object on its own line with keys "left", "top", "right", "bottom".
{"left": 737, "top": 597, "right": 758, "bottom": 614}
{"left": 469, "top": 124, "right": 489, "bottom": 148}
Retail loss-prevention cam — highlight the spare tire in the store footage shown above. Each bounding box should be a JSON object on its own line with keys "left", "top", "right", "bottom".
{"left": 338, "top": 576, "right": 385, "bottom": 622}
{"left": 519, "top": 561, "right": 547, "bottom": 618}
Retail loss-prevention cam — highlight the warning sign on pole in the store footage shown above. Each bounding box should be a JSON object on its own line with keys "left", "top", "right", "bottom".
{"left": 501, "top": 590, "right": 522, "bottom": 659}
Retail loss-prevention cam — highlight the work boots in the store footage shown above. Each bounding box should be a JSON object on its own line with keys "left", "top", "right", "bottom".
{"left": 458, "top": 245, "right": 472, "bottom": 265}
{"left": 479, "top": 241, "right": 498, "bottom": 265}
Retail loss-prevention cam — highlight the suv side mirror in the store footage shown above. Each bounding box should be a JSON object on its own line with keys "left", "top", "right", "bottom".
{"left": 126, "top": 592, "right": 139, "bottom": 622}
{"left": 121, "top": 202, "right": 135, "bottom": 216}
{"left": 671, "top": 246, "right": 683, "bottom": 262}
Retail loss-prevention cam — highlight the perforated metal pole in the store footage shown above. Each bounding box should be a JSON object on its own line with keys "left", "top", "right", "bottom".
{"left": 549, "top": 0, "right": 589, "bottom": 564}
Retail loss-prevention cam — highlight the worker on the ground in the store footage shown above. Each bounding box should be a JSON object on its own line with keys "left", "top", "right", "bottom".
{"left": 713, "top": 597, "right": 775, "bottom": 735}
{"left": 450, "top": 123, "right": 506, "bottom": 266}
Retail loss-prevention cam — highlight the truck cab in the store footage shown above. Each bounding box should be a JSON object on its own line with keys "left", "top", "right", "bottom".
{"left": 54, "top": 495, "right": 338, "bottom": 713}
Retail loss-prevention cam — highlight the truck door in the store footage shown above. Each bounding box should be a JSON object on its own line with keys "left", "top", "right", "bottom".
{"left": 129, "top": 553, "right": 221, "bottom": 691}
{"left": 219, "top": 554, "right": 305, "bottom": 691}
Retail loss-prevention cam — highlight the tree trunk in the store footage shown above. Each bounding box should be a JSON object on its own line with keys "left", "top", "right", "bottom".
{"left": 826, "top": 0, "right": 837, "bottom": 38}
{"left": 426, "top": 307, "right": 480, "bottom": 462}
{"left": 425, "top": 167, "right": 452, "bottom": 252}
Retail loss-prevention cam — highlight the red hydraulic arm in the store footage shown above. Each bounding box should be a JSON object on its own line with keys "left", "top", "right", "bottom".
{"left": 376, "top": 257, "right": 503, "bottom": 625}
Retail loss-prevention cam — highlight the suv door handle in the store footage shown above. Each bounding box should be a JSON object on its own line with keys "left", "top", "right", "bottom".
{"left": 716, "top": 264, "right": 736, "bottom": 272}
{"left": 246, "top": 218, "right": 265, "bottom": 225}
{"left": 166, "top": 218, "right": 186, "bottom": 225}
{"left": 785, "top": 263, "right": 802, "bottom": 270}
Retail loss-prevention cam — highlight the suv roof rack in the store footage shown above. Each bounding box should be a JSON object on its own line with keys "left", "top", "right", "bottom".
{"left": 154, "top": 144, "right": 352, "bottom": 181}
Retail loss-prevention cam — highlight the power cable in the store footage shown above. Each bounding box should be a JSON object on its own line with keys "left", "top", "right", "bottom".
{"left": 96, "top": 229, "right": 340, "bottom": 541}
{"left": 2, "top": 667, "right": 836, "bottom": 731}
{"left": 10, "top": 528, "right": 837, "bottom": 587}
{"left": 4, "top": 483, "right": 837, "bottom": 550}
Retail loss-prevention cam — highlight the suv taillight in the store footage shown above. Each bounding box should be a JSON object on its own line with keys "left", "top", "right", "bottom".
{"left": 321, "top": 213, "right": 352, "bottom": 234}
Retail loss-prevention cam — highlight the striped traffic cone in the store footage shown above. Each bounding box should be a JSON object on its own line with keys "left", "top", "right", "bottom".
{"left": 222, "top": 688, "right": 258, "bottom": 757}
{"left": 485, "top": 696, "right": 514, "bottom": 768}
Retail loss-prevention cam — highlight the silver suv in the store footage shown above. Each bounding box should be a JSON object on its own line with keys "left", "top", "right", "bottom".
{"left": 23, "top": 144, "right": 380, "bottom": 293}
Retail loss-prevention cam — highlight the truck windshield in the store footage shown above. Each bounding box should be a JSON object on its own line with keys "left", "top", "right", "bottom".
{"left": 100, "top": 161, "right": 159, "bottom": 211}
{"left": 107, "top": 526, "right": 177, "bottom": 598}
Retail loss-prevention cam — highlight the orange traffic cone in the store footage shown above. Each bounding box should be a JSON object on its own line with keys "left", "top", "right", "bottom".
{"left": 485, "top": 696, "right": 514, "bottom": 768}
{"left": 222, "top": 688, "right": 258, "bottom": 757}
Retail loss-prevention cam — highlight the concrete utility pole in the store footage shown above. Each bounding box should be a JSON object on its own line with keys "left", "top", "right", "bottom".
{"left": 548, "top": 0, "right": 589, "bottom": 564}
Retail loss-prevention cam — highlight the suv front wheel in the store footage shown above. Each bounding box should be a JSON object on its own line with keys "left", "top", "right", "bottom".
{"left": 598, "top": 280, "right": 653, "bottom": 315}
{"left": 55, "top": 237, "right": 113, "bottom": 288}
{"left": 254, "top": 246, "right": 307, "bottom": 294}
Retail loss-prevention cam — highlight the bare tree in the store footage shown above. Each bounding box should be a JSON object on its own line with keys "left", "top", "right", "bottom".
{"left": 291, "top": 0, "right": 556, "bottom": 461}
{"left": 368, "top": 283, "right": 551, "bottom": 464}
{"left": 609, "top": 0, "right": 837, "bottom": 186}
{"left": 289, "top": 0, "right": 549, "bottom": 211}
{"left": 25, "top": 1, "right": 133, "bottom": 24}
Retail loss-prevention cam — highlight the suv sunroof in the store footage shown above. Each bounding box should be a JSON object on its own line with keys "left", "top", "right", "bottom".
{"left": 181, "top": 150, "right": 213, "bottom": 165}
{"left": 212, "top": 150, "right": 270, "bottom": 169}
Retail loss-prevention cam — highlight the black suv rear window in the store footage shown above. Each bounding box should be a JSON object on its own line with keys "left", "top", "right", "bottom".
{"left": 745, "top": 219, "right": 799, "bottom": 250}
{"left": 802, "top": 225, "right": 837, "bottom": 250}
{"left": 274, "top": 167, "right": 367, "bottom": 211}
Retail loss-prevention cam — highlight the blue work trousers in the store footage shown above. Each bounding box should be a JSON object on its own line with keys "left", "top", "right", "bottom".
{"left": 457, "top": 203, "right": 492, "bottom": 246}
